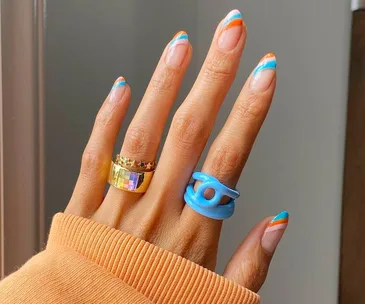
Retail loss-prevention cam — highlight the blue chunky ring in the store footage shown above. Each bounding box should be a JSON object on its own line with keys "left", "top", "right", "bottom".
{"left": 184, "top": 172, "right": 240, "bottom": 220}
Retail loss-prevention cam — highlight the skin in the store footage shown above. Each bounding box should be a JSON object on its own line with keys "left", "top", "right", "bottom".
{"left": 65, "top": 17, "right": 278, "bottom": 292}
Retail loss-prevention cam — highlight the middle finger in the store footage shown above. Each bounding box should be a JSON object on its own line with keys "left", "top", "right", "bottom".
{"left": 183, "top": 53, "right": 277, "bottom": 230}
{"left": 146, "top": 10, "right": 246, "bottom": 210}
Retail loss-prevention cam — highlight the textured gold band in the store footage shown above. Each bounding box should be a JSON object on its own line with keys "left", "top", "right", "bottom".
{"left": 115, "top": 155, "right": 156, "bottom": 172}
{"left": 108, "top": 161, "right": 153, "bottom": 193}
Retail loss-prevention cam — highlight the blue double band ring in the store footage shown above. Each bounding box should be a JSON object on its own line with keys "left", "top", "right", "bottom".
{"left": 184, "top": 172, "right": 240, "bottom": 220}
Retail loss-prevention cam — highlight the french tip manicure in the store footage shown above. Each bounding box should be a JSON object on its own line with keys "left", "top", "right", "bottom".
{"left": 266, "top": 210, "right": 289, "bottom": 232}
{"left": 271, "top": 210, "right": 289, "bottom": 222}
{"left": 250, "top": 53, "right": 277, "bottom": 91}
{"left": 170, "top": 30, "right": 189, "bottom": 46}
{"left": 173, "top": 30, "right": 188, "bottom": 39}
{"left": 166, "top": 30, "right": 189, "bottom": 67}
{"left": 261, "top": 210, "right": 289, "bottom": 254}
{"left": 222, "top": 9, "right": 243, "bottom": 28}
{"left": 253, "top": 53, "right": 277, "bottom": 76}
{"left": 218, "top": 9, "right": 243, "bottom": 51}
{"left": 113, "top": 77, "right": 126, "bottom": 87}
{"left": 109, "top": 76, "right": 126, "bottom": 103}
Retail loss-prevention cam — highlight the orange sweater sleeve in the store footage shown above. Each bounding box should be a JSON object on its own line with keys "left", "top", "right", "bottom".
{"left": 0, "top": 213, "right": 260, "bottom": 304}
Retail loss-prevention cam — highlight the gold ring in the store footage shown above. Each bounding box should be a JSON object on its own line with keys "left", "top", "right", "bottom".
{"left": 108, "top": 161, "right": 153, "bottom": 193}
{"left": 115, "top": 155, "right": 156, "bottom": 172}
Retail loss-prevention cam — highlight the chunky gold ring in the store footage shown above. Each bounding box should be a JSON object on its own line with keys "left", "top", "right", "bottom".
{"left": 115, "top": 155, "right": 156, "bottom": 172}
{"left": 108, "top": 161, "right": 153, "bottom": 193}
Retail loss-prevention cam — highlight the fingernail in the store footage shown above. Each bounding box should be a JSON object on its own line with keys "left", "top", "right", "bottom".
{"left": 166, "top": 31, "right": 189, "bottom": 67}
{"left": 261, "top": 210, "right": 289, "bottom": 254}
{"left": 250, "top": 53, "right": 277, "bottom": 91}
{"left": 218, "top": 9, "right": 243, "bottom": 51}
{"left": 109, "top": 77, "right": 126, "bottom": 103}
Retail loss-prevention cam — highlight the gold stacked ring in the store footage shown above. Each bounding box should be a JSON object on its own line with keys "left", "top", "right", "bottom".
{"left": 115, "top": 155, "right": 156, "bottom": 172}
{"left": 108, "top": 156, "right": 156, "bottom": 193}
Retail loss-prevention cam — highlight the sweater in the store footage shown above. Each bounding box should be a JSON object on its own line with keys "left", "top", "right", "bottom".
{"left": 0, "top": 213, "right": 260, "bottom": 303}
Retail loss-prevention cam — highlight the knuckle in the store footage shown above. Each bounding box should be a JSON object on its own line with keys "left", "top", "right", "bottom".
{"left": 94, "top": 110, "right": 113, "bottom": 131}
{"left": 80, "top": 148, "right": 108, "bottom": 177}
{"left": 203, "top": 55, "right": 235, "bottom": 82}
{"left": 123, "top": 127, "right": 151, "bottom": 155}
{"left": 148, "top": 69, "right": 175, "bottom": 94}
{"left": 188, "top": 244, "right": 215, "bottom": 267}
{"left": 171, "top": 110, "right": 207, "bottom": 151}
{"left": 236, "top": 93, "right": 265, "bottom": 121}
{"left": 210, "top": 144, "right": 241, "bottom": 177}
{"left": 168, "top": 230, "right": 217, "bottom": 268}
{"left": 243, "top": 259, "right": 262, "bottom": 277}
{"left": 239, "top": 258, "right": 268, "bottom": 291}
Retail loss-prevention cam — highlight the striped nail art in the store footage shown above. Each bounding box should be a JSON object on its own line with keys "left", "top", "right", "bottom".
{"left": 222, "top": 9, "right": 243, "bottom": 31}
{"left": 169, "top": 31, "right": 189, "bottom": 48}
{"left": 264, "top": 211, "right": 289, "bottom": 233}
{"left": 110, "top": 77, "right": 126, "bottom": 102}
{"left": 112, "top": 77, "right": 126, "bottom": 89}
{"left": 253, "top": 53, "right": 277, "bottom": 76}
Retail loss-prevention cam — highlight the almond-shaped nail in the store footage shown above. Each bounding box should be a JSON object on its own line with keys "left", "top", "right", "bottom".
{"left": 261, "top": 210, "right": 289, "bottom": 254}
{"left": 109, "top": 77, "right": 126, "bottom": 103}
{"left": 218, "top": 9, "right": 243, "bottom": 51}
{"left": 166, "top": 31, "right": 189, "bottom": 67}
{"left": 251, "top": 53, "right": 277, "bottom": 91}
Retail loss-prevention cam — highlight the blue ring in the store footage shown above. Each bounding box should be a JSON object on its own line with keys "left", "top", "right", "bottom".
{"left": 184, "top": 172, "right": 240, "bottom": 220}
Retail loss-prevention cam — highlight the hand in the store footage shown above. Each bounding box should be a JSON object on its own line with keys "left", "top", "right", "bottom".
{"left": 65, "top": 9, "right": 288, "bottom": 292}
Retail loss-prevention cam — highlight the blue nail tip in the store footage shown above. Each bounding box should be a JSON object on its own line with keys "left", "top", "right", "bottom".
{"left": 272, "top": 210, "right": 289, "bottom": 221}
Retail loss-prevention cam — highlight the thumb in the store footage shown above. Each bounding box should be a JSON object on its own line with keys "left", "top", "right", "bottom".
{"left": 223, "top": 211, "right": 289, "bottom": 292}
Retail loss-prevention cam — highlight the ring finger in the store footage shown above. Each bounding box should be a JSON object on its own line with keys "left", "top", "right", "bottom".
{"left": 97, "top": 31, "right": 192, "bottom": 223}
{"left": 183, "top": 53, "right": 277, "bottom": 235}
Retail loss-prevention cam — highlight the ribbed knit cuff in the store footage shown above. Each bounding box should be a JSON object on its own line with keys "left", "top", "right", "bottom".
{"left": 47, "top": 213, "right": 260, "bottom": 304}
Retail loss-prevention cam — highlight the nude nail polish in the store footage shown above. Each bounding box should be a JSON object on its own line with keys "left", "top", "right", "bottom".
{"left": 109, "top": 77, "right": 126, "bottom": 103}
{"left": 166, "top": 31, "right": 189, "bottom": 67}
{"left": 261, "top": 210, "right": 289, "bottom": 254}
{"left": 250, "top": 53, "right": 277, "bottom": 91}
{"left": 218, "top": 9, "right": 243, "bottom": 51}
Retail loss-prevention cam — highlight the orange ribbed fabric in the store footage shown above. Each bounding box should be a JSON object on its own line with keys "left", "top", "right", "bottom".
{"left": 0, "top": 213, "right": 260, "bottom": 304}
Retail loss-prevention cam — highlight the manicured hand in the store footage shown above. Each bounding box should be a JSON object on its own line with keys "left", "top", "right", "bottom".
{"left": 65, "top": 9, "right": 288, "bottom": 292}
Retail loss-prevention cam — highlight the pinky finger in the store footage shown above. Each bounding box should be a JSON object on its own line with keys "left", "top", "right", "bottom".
{"left": 223, "top": 211, "right": 289, "bottom": 292}
{"left": 66, "top": 77, "right": 131, "bottom": 216}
